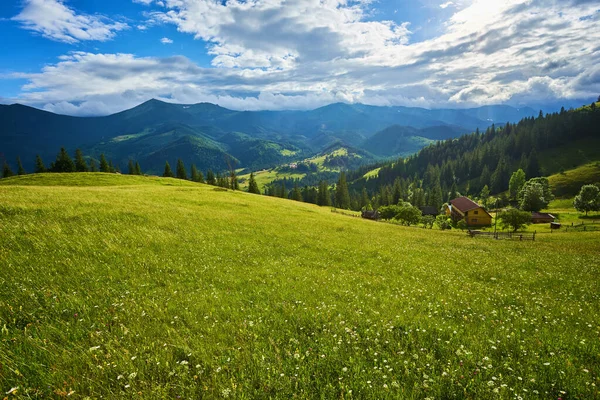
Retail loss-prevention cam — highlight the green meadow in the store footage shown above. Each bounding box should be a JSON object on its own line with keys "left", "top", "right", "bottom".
{"left": 1, "top": 174, "right": 599, "bottom": 399}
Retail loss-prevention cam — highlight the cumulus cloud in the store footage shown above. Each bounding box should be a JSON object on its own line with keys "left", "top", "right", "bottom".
{"left": 12, "top": 0, "right": 129, "bottom": 43}
{"left": 160, "top": 37, "right": 173, "bottom": 44}
{"left": 6, "top": 0, "right": 600, "bottom": 114}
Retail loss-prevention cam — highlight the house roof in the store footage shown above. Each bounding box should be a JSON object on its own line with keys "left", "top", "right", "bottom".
{"left": 531, "top": 212, "right": 555, "bottom": 219}
{"left": 420, "top": 206, "right": 439, "bottom": 215}
{"left": 449, "top": 196, "right": 482, "bottom": 213}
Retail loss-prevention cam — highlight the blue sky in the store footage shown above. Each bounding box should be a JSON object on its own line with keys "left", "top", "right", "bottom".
{"left": 0, "top": 0, "right": 598, "bottom": 116}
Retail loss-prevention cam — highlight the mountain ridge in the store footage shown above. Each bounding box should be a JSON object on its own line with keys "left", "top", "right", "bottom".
{"left": 0, "top": 99, "right": 538, "bottom": 174}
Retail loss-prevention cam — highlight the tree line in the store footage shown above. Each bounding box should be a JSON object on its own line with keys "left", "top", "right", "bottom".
{"left": 1, "top": 148, "right": 136, "bottom": 177}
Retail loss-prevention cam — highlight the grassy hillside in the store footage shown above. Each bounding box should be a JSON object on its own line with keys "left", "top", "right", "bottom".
{"left": 1, "top": 174, "right": 599, "bottom": 398}
{"left": 548, "top": 162, "right": 600, "bottom": 197}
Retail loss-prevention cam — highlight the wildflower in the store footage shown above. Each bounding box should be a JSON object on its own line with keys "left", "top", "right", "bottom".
{"left": 128, "top": 372, "right": 137, "bottom": 379}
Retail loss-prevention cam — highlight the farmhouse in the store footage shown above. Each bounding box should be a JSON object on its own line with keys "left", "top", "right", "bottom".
{"left": 445, "top": 196, "right": 492, "bottom": 226}
{"left": 531, "top": 212, "right": 555, "bottom": 224}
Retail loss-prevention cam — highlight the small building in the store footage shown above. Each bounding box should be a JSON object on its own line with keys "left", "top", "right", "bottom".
{"left": 420, "top": 206, "right": 439, "bottom": 217}
{"left": 531, "top": 212, "right": 555, "bottom": 224}
{"left": 445, "top": 196, "right": 493, "bottom": 226}
{"left": 361, "top": 210, "right": 380, "bottom": 220}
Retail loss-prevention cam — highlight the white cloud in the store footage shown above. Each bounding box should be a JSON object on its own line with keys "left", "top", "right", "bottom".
{"left": 440, "top": 2, "right": 455, "bottom": 9}
{"left": 6, "top": 0, "right": 600, "bottom": 114}
{"left": 12, "top": 0, "right": 128, "bottom": 44}
{"left": 160, "top": 37, "right": 173, "bottom": 44}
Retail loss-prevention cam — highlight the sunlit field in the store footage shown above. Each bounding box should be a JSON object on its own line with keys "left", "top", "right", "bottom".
{"left": 1, "top": 174, "right": 599, "bottom": 399}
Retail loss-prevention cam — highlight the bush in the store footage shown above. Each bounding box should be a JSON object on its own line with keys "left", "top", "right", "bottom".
{"left": 394, "top": 205, "right": 422, "bottom": 226}
{"left": 421, "top": 215, "right": 435, "bottom": 229}
{"left": 435, "top": 215, "right": 452, "bottom": 230}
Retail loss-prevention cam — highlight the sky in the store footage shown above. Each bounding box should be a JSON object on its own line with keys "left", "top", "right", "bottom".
{"left": 0, "top": 0, "right": 598, "bottom": 116}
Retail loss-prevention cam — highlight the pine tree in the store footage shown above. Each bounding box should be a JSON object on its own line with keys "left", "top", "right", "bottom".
{"left": 75, "top": 149, "right": 88, "bottom": 172}
{"left": 128, "top": 160, "right": 136, "bottom": 175}
{"left": 449, "top": 181, "right": 458, "bottom": 201}
{"left": 163, "top": 161, "right": 174, "bottom": 178}
{"left": 429, "top": 180, "right": 443, "bottom": 210}
{"left": 52, "top": 147, "right": 76, "bottom": 173}
{"left": 2, "top": 161, "right": 14, "bottom": 178}
{"left": 491, "top": 157, "right": 509, "bottom": 194}
{"left": 16, "top": 157, "right": 26, "bottom": 175}
{"left": 108, "top": 160, "right": 115, "bottom": 173}
{"left": 135, "top": 162, "right": 142, "bottom": 175}
{"left": 99, "top": 154, "right": 110, "bottom": 173}
{"left": 89, "top": 159, "right": 98, "bottom": 172}
{"left": 206, "top": 170, "right": 216, "bottom": 185}
{"left": 317, "top": 181, "right": 331, "bottom": 206}
{"left": 361, "top": 188, "right": 370, "bottom": 209}
{"left": 392, "top": 178, "right": 402, "bottom": 205}
{"left": 35, "top": 155, "right": 46, "bottom": 173}
{"left": 176, "top": 159, "right": 187, "bottom": 180}
{"left": 480, "top": 185, "right": 490, "bottom": 208}
{"left": 292, "top": 182, "right": 303, "bottom": 202}
{"left": 278, "top": 181, "right": 286, "bottom": 198}
{"left": 248, "top": 173, "right": 260, "bottom": 194}
{"left": 335, "top": 172, "right": 351, "bottom": 209}
{"left": 526, "top": 148, "right": 541, "bottom": 178}
{"left": 191, "top": 165, "right": 201, "bottom": 182}
{"left": 230, "top": 169, "right": 239, "bottom": 190}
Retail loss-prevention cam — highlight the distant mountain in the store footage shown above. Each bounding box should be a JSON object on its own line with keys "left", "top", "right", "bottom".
{"left": 0, "top": 99, "right": 538, "bottom": 174}
{"left": 362, "top": 125, "right": 469, "bottom": 157}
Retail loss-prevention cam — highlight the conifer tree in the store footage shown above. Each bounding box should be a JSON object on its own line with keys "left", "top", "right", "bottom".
{"left": 35, "top": 155, "right": 46, "bottom": 173}
{"left": 278, "top": 181, "right": 286, "bottom": 198}
{"left": 248, "top": 172, "right": 260, "bottom": 194}
{"left": 526, "top": 148, "right": 541, "bottom": 179}
{"left": 206, "top": 170, "right": 216, "bottom": 185}
{"left": 230, "top": 171, "right": 239, "bottom": 190}
{"left": 191, "top": 164, "right": 200, "bottom": 182}
{"left": 176, "top": 159, "right": 187, "bottom": 180}
{"left": 135, "top": 162, "right": 142, "bottom": 175}
{"left": 128, "top": 160, "right": 136, "bottom": 175}
{"left": 292, "top": 182, "right": 303, "bottom": 202}
{"left": 99, "top": 154, "right": 110, "bottom": 173}
{"left": 163, "top": 161, "right": 174, "bottom": 178}
{"left": 361, "top": 187, "right": 370, "bottom": 209}
{"left": 75, "top": 149, "right": 88, "bottom": 172}
{"left": 89, "top": 158, "right": 98, "bottom": 172}
{"left": 16, "top": 157, "right": 26, "bottom": 175}
{"left": 480, "top": 185, "right": 490, "bottom": 208}
{"left": 52, "top": 147, "right": 76, "bottom": 172}
{"left": 108, "top": 160, "right": 115, "bottom": 173}
{"left": 449, "top": 181, "right": 458, "bottom": 201}
{"left": 335, "top": 172, "right": 351, "bottom": 209}
{"left": 317, "top": 181, "right": 331, "bottom": 206}
{"left": 2, "top": 161, "right": 14, "bottom": 178}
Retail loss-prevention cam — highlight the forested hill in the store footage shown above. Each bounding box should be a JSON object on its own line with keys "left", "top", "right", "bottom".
{"left": 349, "top": 102, "right": 600, "bottom": 208}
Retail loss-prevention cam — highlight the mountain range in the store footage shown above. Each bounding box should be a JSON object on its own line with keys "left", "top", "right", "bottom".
{"left": 0, "top": 99, "right": 537, "bottom": 173}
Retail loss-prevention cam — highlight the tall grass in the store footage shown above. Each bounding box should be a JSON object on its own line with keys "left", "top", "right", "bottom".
{"left": 1, "top": 174, "right": 599, "bottom": 398}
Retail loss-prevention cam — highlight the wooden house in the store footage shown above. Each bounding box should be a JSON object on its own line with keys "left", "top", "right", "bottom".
{"left": 531, "top": 212, "right": 555, "bottom": 224}
{"left": 445, "top": 196, "right": 492, "bottom": 226}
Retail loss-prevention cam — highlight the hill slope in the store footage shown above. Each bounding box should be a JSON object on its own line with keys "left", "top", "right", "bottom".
{"left": 1, "top": 173, "right": 599, "bottom": 398}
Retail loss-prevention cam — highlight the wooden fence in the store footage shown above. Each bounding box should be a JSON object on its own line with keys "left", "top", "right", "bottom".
{"left": 467, "top": 230, "right": 536, "bottom": 241}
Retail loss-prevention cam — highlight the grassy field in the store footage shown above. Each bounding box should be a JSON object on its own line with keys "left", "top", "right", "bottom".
{"left": 1, "top": 173, "right": 599, "bottom": 399}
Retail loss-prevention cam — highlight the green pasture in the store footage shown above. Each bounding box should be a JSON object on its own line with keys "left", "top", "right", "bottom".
{"left": 1, "top": 173, "right": 599, "bottom": 399}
